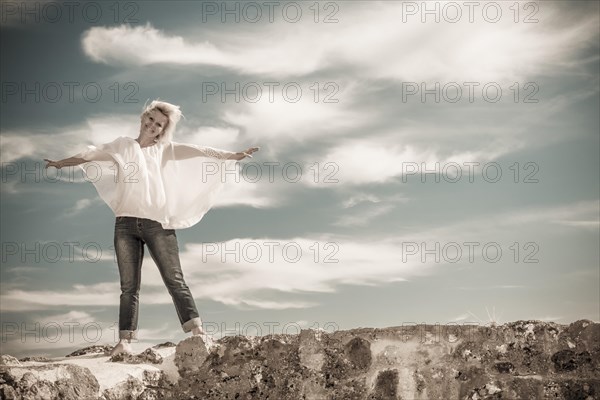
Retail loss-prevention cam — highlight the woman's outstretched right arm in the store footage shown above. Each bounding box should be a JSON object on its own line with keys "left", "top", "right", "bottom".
{"left": 44, "top": 156, "right": 88, "bottom": 169}
{"left": 46, "top": 137, "right": 121, "bottom": 168}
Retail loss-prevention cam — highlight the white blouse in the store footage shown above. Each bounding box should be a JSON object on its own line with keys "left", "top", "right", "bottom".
{"left": 73, "top": 136, "right": 239, "bottom": 229}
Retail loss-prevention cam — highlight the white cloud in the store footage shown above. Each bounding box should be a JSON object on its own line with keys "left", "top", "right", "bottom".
{"left": 342, "top": 193, "right": 382, "bottom": 208}
{"left": 552, "top": 220, "right": 599, "bottom": 230}
{"left": 63, "top": 198, "right": 95, "bottom": 217}
{"left": 317, "top": 141, "right": 440, "bottom": 185}
{"left": 311, "top": 110, "right": 596, "bottom": 183}
{"left": 137, "top": 323, "right": 174, "bottom": 340}
{"left": 38, "top": 310, "right": 95, "bottom": 326}
{"left": 0, "top": 116, "right": 136, "bottom": 169}
{"left": 2, "top": 200, "right": 597, "bottom": 312}
{"left": 332, "top": 203, "right": 395, "bottom": 228}
{"left": 0, "top": 134, "right": 37, "bottom": 163}
{"left": 80, "top": 21, "right": 328, "bottom": 76}
{"left": 186, "top": 126, "right": 242, "bottom": 151}
{"left": 2, "top": 267, "right": 45, "bottom": 291}
{"left": 80, "top": 4, "right": 598, "bottom": 83}
{"left": 81, "top": 23, "right": 230, "bottom": 67}
{"left": 6, "top": 266, "right": 45, "bottom": 274}
{"left": 74, "top": 5, "right": 599, "bottom": 169}
{"left": 503, "top": 200, "right": 599, "bottom": 226}
{"left": 217, "top": 299, "right": 317, "bottom": 310}
{"left": 1, "top": 282, "right": 119, "bottom": 311}
{"left": 333, "top": 193, "right": 408, "bottom": 227}
{"left": 219, "top": 80, "right": 372, "bottom": 153}
{"left": 0, "top": 235, "right": 426, "bottom": 312}
{"left": 218, "top": 176, "right": 281, "bottom": 208}
{"left": 456, "top": 285, "right": 526, "bottom": 291}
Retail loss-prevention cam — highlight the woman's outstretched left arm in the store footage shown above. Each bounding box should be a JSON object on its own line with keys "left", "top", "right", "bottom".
{"left": 167, "top": 143, "right": 260, "bottom": 161}
{"left": 226, "top": 147, "right": 260, "bottom": 160}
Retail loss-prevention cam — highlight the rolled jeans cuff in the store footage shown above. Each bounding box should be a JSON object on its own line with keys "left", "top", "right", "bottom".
{"left": 182, "top": 317, "right": 202, "bottom": 333}
{"left": 119, "top": 330, "right": 138, "bottom": 341}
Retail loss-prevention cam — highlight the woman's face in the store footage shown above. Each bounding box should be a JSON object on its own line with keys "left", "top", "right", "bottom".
{"left": 140, "top": 109, "right": 169, "bottom": 139}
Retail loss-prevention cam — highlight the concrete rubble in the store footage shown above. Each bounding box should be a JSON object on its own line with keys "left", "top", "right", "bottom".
{"left": 0, "top": 319, "right": 598, "bottom": 399}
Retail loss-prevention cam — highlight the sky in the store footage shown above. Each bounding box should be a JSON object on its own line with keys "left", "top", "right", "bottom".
{"left": 1, "top": 1, "right": 598, "bottom": 358}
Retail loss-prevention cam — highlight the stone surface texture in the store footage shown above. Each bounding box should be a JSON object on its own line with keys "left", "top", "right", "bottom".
{"left": 0, "top": 320, "right": 598, "bottom": 399}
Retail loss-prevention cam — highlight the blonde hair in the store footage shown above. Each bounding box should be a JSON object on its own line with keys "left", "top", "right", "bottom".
{"left": 140, "top": 99, "right": 184, "bottom": 145}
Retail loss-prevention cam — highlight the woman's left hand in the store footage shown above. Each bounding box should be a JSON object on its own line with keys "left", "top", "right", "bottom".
{"left": 239, "top": 147, "right": 260, "bottom": 159}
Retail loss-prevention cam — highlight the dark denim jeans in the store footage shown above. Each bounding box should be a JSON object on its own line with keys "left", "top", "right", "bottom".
{"left": 114, "top": 216, "right": 202, "bottom": 340}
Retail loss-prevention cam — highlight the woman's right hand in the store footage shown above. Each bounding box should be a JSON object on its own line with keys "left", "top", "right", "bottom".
{"left": 43, "top": 159, "right": 62, "bottom": 169}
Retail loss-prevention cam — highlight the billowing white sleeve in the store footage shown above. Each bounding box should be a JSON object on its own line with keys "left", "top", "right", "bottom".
{"left": 165, "top": 141, "right": 237, "bottom": 161}
{"left": 72, "top": 137, "right": 129, "bottom": 213}
{"left": 160, "top": 141, "right": 240, "bottom": 229}
{"left": 72, "top": 137, "right": 124, "bottom": 162}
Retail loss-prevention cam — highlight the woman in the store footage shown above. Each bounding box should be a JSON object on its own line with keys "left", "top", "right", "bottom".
{"left": 44, "top": 100, "right": 259, "bottom": 356}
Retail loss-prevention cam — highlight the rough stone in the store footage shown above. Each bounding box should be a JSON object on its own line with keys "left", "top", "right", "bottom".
{"left": 17, "top": 356, "right": 52, "bottom": 363}
{"left": 0, "top": 319, "right": 598, "bottom": 399}
{"left": 174, "top": 335, "right": 211, "bottom": 377}
{"left": 110, "top": 347, "right": 163, "bottom": 365}
{"left": 0, "top": 355, "right": 21, "bottom": 366}
{"left": 152, "top": 341, "right": 176, "bottom": 349}
{"left": 66, "top": 344, "right": 113, "bottom": 357}
{"left": 0, "top": 363, "right": 99, "bottom": 400}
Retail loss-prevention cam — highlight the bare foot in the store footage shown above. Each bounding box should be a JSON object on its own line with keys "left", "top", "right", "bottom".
{"left": 191, "top": 327, "right": 205, "bottom": 335}
{"left": 108, "top": 341, "right": 133, "bottom": 357}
